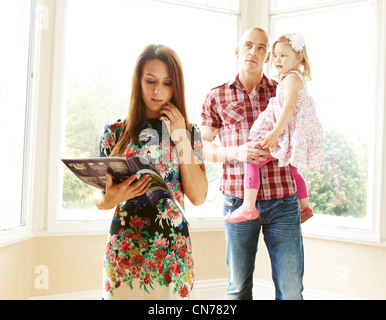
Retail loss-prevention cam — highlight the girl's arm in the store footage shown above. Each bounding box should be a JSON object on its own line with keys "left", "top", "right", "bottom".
{"left": 261, "top": 73, "right": 303, "bottom": 149}
{"left": 160, "top": 103, "right": 208, "bottom": 206}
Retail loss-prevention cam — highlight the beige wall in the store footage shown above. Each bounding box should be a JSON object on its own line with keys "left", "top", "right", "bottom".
{"left": 254, "top": 237, "right": 386, "bottom": 300}
{"left": 0, "top": 235, "right": 106, "bottom": 300}
{"left": 1, "top": 231, "right": 386, "bottom": 300}
{"left": 0, "top": 231, "right": 229, "bottom": 300}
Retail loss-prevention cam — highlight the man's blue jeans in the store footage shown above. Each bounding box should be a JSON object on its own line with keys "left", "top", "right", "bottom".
{"left": 223, "top": 193, "right": 304, "bottom": 300}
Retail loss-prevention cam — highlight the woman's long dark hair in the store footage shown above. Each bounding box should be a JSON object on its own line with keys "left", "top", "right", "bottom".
{"left": 110, "top": 44, "right": 190, "bottom": 157}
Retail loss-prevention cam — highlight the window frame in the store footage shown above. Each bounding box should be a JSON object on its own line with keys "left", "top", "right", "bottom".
{"left": 46, "top": 0, "right": 112, "bottom": 234}
{"left": 268, "top": 0, "right": 386, "bottom": 244}
{"left": 0, "top": 0, "right": 39, "bottom": 244}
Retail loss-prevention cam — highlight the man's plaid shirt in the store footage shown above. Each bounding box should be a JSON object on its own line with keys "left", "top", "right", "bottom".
{"left": 201, "top": 74, "right": 297, "bottom": 200}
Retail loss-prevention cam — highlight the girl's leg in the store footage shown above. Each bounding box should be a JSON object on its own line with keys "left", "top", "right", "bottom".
{"left": 290, "top": 166, "right": 313, "bottom": 223}
{"left": 290, "top": 166, "right": 308, "bottom": 207}
{"left": 289, "top": 166, "right": 308, "bottom": 200}
{"left": 224, "top": 159, "right": 272, "bottom": 224}
{"left": 242, "top": 162, "right": 262, "bottom": 211}
{"left": 243, "top": 159, "right": 273, "bottom": 210}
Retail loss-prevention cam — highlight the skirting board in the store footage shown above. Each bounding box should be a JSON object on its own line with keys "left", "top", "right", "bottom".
{"left": 27, "top": 278, "right": 355, "bottom": 300}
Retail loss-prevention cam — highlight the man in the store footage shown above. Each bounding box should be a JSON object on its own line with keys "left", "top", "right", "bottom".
{"left": 201, "top": 27, "right": 304, "bottom": 300}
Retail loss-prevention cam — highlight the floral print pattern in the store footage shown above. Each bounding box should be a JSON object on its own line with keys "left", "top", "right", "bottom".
{"left": 99, "top": 119, "right": 205, "bottom": 299}
{"left": 250, "top": 70, "right": 325, "bottom": 170}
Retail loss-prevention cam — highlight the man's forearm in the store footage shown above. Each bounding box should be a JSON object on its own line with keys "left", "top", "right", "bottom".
{"left": 203, "top": 141, "right": 238, "bottom": 163}
{"left": 204, "top": 140, "right": 271, "bottom": 165}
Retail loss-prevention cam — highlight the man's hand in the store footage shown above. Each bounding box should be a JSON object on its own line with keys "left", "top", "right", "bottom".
{"left": 236, "top": 140, "right": 271, "bottom": 164}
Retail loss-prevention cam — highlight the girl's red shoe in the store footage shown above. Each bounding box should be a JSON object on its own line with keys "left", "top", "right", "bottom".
{"left": 223, "top": 207, "right": 259, "bottom": 224}
{"left": 300, "top": 206, "right": 314, "bottom": 223}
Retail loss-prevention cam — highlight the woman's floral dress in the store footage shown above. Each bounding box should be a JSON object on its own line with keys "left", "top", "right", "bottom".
{"left": 99, "top": 119, "right": 205, "bottom": 300}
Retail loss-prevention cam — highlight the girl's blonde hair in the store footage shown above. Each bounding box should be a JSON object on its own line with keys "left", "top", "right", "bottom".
{"left": 110, "top": 44, "right": 190, "bottom": 157}
{"left": 272, "top": 34, "right": 312, "bottom": 81}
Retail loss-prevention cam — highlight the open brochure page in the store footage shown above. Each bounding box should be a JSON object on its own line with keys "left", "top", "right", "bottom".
{"left": 61, "top": 157, "right": 183, "bottom": 213}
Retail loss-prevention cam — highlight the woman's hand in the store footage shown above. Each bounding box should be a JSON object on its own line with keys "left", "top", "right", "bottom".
{"left": 159, "top": 102, "right": 188, "bottom": 145}
{"left": 93, "top": 173, "right": 151, "bottom": 210}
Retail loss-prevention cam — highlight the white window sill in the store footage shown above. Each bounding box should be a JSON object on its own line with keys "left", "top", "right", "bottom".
{"left": 301, "top": 214, "right": 383, "bottom": 246}
{"left": 0, "top": 226, "right": 33, "bottom": 248}
{"left": 46, "top": 217, "right": 225, "bottom": 235}
{"left": 46, "top": 215, "right": 383, "bottom": 246}
{"left": 2, "top": 218, "right": 386, "bottom": 249}
{"left": 47, "top": 206, "right": 225, "bottom": 235}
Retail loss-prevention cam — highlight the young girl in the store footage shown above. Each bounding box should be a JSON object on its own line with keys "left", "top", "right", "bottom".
{"left": 224, "top": 33, "right": 324, "bottom": 224}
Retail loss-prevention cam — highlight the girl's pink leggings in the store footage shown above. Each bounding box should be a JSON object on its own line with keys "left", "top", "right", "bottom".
{"left": 244, "top": 159, "right": 308, "bottom": 200}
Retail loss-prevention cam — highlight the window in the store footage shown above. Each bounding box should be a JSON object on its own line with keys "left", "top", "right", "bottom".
{"left": 0, "top": 0, "right": 33, "bottom": 232}
{"left": 271, "top": 0, "right": 339, "bottom": 11}
{"left": 269, "top": 0, "right": 380, "bottom": 240}
{"left": 177, "top": 0, "right": 239, "bottom": 11}
{"left": 56, "top": 0, "right": 239, "bottom": 223}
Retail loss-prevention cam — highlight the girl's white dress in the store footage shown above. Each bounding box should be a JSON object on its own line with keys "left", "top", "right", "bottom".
{"left": 250, "top": 70, "right": 324, "bottom": 170}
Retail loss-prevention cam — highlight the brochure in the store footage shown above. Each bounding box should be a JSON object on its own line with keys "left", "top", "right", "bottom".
{"left": 61, "top": 156, "right": 185, "bottom": 214}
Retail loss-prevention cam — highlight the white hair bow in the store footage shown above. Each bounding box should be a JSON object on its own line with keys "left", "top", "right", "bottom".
{"left": 286, "top": 33, "right": 305, "bottom": 52}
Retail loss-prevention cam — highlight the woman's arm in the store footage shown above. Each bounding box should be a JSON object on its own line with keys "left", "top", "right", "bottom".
{"left": 176, "top": 135, "right": 208, "bottom": 206}
{"left": 261, "top": 73, "right": 303, "bottom": 149}
{"left": 160, "top": 103, "right": 208, "bottom": 206}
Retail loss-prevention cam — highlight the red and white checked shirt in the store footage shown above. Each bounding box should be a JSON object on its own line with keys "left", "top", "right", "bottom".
{"left": 201, "top": 74, "right": 297, "bottom": 200}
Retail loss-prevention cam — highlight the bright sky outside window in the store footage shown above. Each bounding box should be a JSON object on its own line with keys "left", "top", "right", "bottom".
{"left": 271, "top": 0, "right": 337, "bottom": 11}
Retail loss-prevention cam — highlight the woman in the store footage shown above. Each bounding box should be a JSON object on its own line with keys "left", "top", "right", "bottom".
{"left": 93, "top": 44, "right": 208, "bottom": 300}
